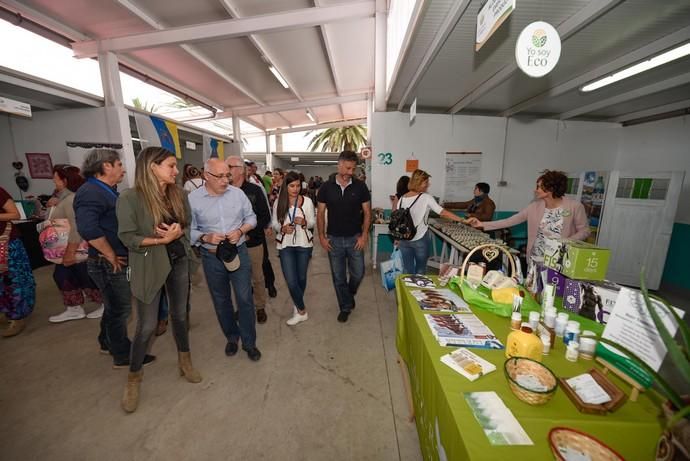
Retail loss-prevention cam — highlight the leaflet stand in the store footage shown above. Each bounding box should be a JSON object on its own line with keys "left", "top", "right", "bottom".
{"left": 596, "top": 357, "right": 644, "bottom": 402}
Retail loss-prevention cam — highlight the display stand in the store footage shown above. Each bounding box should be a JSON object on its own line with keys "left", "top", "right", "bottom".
{"left": 596, "top": 357, "right": 645, "bottom": 402}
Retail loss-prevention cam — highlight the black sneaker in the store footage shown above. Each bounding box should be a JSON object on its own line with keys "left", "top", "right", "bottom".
{"left": 268, "top": 286, "right": 277, "bottom": 298}
{"left": 257, "top": 308, "right": 267, "bottom": 324}
{"left": 337, "top": 311, "right": 350, "bottom": 323}
{"left": 112, "top": 354, "right": 156, "bottom": 369}
{"left": 245, "top": 347, "right": 261, "bottom": 362}
{"left": 225, "top": 341, "right": 239, "bottom": 356}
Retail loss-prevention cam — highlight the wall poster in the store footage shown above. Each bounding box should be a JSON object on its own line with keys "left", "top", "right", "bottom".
{"left": 25, "top": 153, "right": 53, "bottom": 179}
{"left": 444, "top": 152, "right": 482, "bottom": 203}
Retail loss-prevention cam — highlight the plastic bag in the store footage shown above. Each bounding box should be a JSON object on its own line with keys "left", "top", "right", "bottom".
{"left": 448, "top": 277, "right": 540, "bottom": 317}
{"left": 380, "top": 248, "right": 403, "bottom": 292}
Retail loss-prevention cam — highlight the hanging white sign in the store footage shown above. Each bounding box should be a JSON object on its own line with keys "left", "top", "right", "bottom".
{"left": 515, "top": 21, "right": 561, "bottom": 78}
{"left": 476, "top": 0, "right": 516, "bottom": 51}
{"left": 0, "top": 96, "right": 31, "bottom": 117}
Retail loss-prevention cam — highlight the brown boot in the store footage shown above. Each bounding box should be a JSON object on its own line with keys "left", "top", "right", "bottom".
{"left": 121, "top": 371, "right": 143, "bottom": 413}
{"left": 178, "top": 351, "right": 202, "bottom": 383}
{"left": 1, "top": 319, "right": 25, "bottom": 337}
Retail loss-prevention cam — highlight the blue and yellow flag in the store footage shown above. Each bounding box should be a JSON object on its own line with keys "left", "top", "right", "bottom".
{"left": 150, "top": 116, "right": 182, "bottom": 158}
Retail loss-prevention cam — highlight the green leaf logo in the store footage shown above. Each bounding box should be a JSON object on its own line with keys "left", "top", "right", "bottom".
{"left": 532, "top": 29, "right": 547, "bottom": 47}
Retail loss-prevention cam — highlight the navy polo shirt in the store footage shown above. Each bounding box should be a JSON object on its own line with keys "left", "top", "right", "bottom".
{"left": 317, "top": 177, "right": 370, "bottom": 237}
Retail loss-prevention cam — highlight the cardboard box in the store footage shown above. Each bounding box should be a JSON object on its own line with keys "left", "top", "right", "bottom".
{"left": 544, "top": 238, "right": 610, "bottom": 281}
{"left": 562, "top": 279, "right": 621, "bottom": 325}
{"left": 544, "top": 268, "right": 566, "bottom": 297}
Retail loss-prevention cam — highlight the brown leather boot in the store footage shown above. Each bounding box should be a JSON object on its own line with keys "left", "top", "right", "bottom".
{"left": 121, "top": 371, "right": 143, "bottom": 413}
{"left": 178, "top": 351, "right": 202, "bottom": 383}
{"left": 1, "top": 319, "right": 25, "bottom": 337}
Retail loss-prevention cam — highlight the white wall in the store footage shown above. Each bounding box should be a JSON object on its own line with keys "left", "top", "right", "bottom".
{"left": 370, "top": 112, "right": 620, "bottom": 210}
{"left": 1, "top": 108, "right": 120, "bottom": 198}
{"left": 615, "top": 116, "right": 690, "bottom": 224}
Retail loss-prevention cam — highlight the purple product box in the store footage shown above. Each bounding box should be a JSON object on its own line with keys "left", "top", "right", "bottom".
{"left": 545, "top": 268, "right": 566, "bottom": 297}
{"left": 562, "top": 279, "right": 621, "bottom": 325}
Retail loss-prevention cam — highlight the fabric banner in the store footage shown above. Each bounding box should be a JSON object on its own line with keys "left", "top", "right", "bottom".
{"left": 202, "top": 134, "right": 225, "bottom": 161}
{"left": 134, "top": 114, "right": 181, "bottom": 158}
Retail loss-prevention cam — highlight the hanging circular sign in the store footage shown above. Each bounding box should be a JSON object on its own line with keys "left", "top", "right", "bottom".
{"left": 360, "top": 147, "right": 372, "bottom": 159}
{"left": 515, "top": 21, "right": 561, "bottom": 78}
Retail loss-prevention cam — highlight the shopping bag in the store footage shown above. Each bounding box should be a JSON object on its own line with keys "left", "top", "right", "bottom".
{"left": 380, "top": 249, "right": 403, "bottom": 292}
{"left": 37, "top": 211, "right": 88, "bottom": 264}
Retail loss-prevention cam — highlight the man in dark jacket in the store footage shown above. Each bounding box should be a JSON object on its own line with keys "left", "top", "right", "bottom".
{"left": 227, "top": 156, "right": 272, "bottom": 323}
{"left": 443, "top": 182, "right": 496, "bottom": 222}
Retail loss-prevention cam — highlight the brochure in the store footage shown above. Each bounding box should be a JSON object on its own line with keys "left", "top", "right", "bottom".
{"left": 411, "top": 288, "right": 471, "bottom": 313}
{"left": 464, "top": 392, "right": 533, "bottom": 446}
{"left": 401, "top": 274, "right": 436, "bottom": 288}
{"left": 425, "top": 313, "right": 504, "bottom": 349}
{"left": 441, "top": 348, "right": 496, "bottom": 381}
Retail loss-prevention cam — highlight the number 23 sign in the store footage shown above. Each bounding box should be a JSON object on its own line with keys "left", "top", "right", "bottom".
{"left": 377, "top": 152, "right": 393, "bottom": 165}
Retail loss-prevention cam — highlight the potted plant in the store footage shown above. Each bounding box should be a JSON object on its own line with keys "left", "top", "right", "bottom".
{"left": 595, "top": 271, "right": 689, "bottom": 460}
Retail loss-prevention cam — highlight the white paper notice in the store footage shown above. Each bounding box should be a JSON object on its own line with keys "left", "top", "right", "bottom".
{"left": 602, "top": 287, "right": 684, "bottom": 371}
{"left": 444, "top": 153, "right": 482, "bottom": 202}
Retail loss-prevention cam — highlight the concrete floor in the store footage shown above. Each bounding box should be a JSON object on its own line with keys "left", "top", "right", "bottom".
{"left": 0, "top": 244, "right": 421, "bottom": 461}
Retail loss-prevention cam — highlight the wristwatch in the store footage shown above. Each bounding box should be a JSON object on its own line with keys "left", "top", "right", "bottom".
{"left": 199, "top": 234, "right": 207, "bottom": 244}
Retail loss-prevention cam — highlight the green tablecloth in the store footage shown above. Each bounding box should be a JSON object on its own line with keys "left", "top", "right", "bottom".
{"left": 395, "top": 277, "right": 662, "bottom": 460}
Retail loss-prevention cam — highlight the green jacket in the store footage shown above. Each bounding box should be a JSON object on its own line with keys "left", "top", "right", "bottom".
{"left": 116, "top": 187, "right": 192, "bottom": 304}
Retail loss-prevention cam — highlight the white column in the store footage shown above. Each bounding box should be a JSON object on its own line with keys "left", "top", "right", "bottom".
{"left": 276, "top": 133, "right": 283, "bottom": 152}
{"left": 98, "top": 51, "right": 136, "bottom": 189}
{"left": 265, "top": 133, "right": 273, "bottom": 170}
{"left": 374, "top": 0, "right": 387, "bottom": 112}
{"left": 232, "top": 115, "right": 243, "bottom": 156}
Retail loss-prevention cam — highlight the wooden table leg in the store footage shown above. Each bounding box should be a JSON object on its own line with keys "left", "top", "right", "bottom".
{"left": 397, "top": 353, "right": 415, "bottom": 422}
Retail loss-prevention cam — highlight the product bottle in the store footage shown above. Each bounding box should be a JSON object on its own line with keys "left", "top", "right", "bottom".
{"left": 565, "top": 341, "right": 580, "bottom": 362}
{"left": 505, "top": 324, "right": 543, "bottom": 362}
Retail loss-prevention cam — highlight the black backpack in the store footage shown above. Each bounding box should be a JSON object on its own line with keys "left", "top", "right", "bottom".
{"left": 389, "top": 194, "right": 422, "bottom": 240}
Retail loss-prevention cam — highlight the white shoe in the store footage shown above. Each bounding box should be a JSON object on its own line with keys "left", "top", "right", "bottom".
{"left": 86, "top": 304, "right": 104, "bottom": 319}
{"left": 49, "top": 306, "right": 86, "bottom": 323}
{"left": 286, "top": 310, "right": 308, "bottom": 326}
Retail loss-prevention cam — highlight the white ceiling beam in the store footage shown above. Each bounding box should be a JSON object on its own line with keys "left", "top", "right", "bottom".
{"left": 448, "top": 0, "right": 624, "bottom": 114}
{"left": 315, "top": 0, "right": 344, "bottom": 119}
{"left": 0, "top": 69, "right": 102, "bottom": 107}
{"left": 397, "top": 0, "right": 471, "bottom": 111}
{"left": 501, "top": 24, "right": 690, "bottom": 117}
{"left": 386, "top": 0, "right": 428, "bottom": 104}
{"left": 606, "top": 98, "right": 690, "bottom": 123}
{"left": 72, "top": 2, "right": 376, "bottom": 58}
{"left": 218, "top": 93, "right": 367, "bottom": 118}
{"left": 0, "top": 0, "right": 226, "bottom": 111}
{"left": 269, "top": 118, "right": 367, "bottom": 135}
{"left": 559, "top": 72, "right": 690, "bottom": 119}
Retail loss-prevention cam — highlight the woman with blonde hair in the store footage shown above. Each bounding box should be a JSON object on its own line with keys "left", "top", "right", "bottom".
{"left": 397, "top": 169, "right": 464, "bottom": 275}
{"left": 117, "top": 147, "right": 201, "bottom": 413}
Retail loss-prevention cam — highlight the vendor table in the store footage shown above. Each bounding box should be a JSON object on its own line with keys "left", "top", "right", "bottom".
{"left": 395, "top": 277, "right": 662, "bottom": 460}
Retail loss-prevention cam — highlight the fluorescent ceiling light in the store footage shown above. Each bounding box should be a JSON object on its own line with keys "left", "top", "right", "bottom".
{"left": 290, "top": 157, "right": 300, "bottom": 161}
{"left": 581, "top": 42, "right": 690, "bottom": 92}
{"left": 269, "top": 66, "right": 290, "bottom": 89}
{"left": 306, "top": 109, "right": 315, "bottom": 122}
{"left": 314, "top": 160, "right": 338, "bottom": 164}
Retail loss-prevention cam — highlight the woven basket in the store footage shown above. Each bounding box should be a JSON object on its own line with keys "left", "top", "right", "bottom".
{"left": 504, "top": 357, "right": 557, "bottom": 405}
{"left": 549, "top": 427, "right": 625, "bottom": 461}
{"left": 459, "top": 243, "right": 516, "bottom": 285}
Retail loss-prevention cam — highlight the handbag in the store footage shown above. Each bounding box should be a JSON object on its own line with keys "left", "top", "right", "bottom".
{"left": 0, "top": 222, "right": 12, "bottom": 273}
{"left": 37, "top": 207, "right": 89, "bottom": 264}
{"left": 380, "top": 248, "right": 403, "bottom": 292}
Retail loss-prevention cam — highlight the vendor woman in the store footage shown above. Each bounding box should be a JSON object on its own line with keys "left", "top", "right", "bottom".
{"left": 443, "top": 182, "right": 495, "bottom": 222}
{"left": 467, "top": 170, "right": 589, "bottom": 263}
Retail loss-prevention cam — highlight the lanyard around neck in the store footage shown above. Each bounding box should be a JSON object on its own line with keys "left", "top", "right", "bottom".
{"left": 288, "top": 196, "right": 299, "bottom": 224}
{"left": 87, "top": 177, "right": 119, "bottom": 199}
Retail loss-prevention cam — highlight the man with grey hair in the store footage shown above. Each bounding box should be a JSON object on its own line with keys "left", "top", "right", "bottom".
{"left": 188, "top": 158, "right": 261, "bottom": 361}
{"left": 74, "top": 149, "right": 153, "bottom": 368}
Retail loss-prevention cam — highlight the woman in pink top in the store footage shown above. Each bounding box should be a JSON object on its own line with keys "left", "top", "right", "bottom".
{"left": 467, "top": 170, "right": 589, "bottom": 263}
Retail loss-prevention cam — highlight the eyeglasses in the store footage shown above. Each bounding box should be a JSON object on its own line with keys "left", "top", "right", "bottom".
{"left": 228, "top": 165, "right": 244, "bottom": 169}
{"left": 206, "top": 172, "right": 232, "bottom": 180}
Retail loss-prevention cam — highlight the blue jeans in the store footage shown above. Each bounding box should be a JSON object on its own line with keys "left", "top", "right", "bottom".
{"left": 398, "top": 231, "right": 431, "bottom": 275}
{"left": 327, "top": 234, "right": 365, "bottom": 312}
{"left": 87, "top": 256, "right": 132, "bottom": 361}
{"left": 278, "top": 246, "right": 312, "bottom": 310}
{"left": 200, "top": 245, "right": 256, "bottom": 349}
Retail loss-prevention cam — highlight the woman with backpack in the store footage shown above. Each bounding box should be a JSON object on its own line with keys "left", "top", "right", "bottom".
{"left": 272, "top": 171, "right": 315, "bottom": 326}
{"left": 395, "top": 169, "right": 464, "bottom": 275}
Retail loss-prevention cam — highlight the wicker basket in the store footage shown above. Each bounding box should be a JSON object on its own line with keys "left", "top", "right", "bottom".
{"left": 549, "top": 427, "right": 625, "bottom": 461}
{"left": 504, "top": 357, "right": 557, "bottom": 405}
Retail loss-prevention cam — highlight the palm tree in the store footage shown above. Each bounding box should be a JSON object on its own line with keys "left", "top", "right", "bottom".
{"left": 131, "top": 97, "right": 157, "bottom": 113}
{"left": 306, "top": 125, "right": 368, "bottom": 152}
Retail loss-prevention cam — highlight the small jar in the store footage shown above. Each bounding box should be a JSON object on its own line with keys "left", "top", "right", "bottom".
{"left": 564, "top": 320, "right": 581, "bottom": 346}
{"left": 528, "top": 311, "right": 540, "bottom": 331}
{"left": 541, "top": 334, "right": 551, "bottom": 355}
{"left": 510, "top": 311, "right": 522, "bottom": 330}
{"left": 544, "top": 308, "right": 557, "bottom": 328}
{"left": 555, "top": 313, "right": 569, "bottom": 337}
{"left": 579, "top": 332, "right": 597, "bottom": 360}
{"left": 565, "top": 341, "right": 580, "bottom": 362}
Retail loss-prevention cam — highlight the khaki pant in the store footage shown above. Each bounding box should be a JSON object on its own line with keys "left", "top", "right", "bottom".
{"left": 247, "top": 244, "right": 267, "bottom": 309}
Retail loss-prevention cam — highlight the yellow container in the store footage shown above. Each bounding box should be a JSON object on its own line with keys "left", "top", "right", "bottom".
{"left": 505, "top": 325, "right": 543, "bottom": 362}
